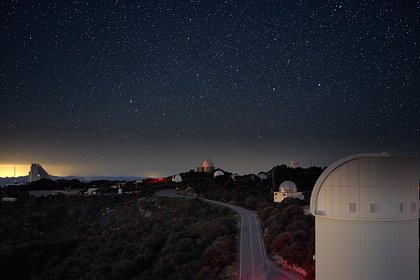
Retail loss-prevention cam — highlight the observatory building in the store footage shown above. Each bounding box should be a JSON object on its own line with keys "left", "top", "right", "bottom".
{"left": 274, "top": 181, "right": 304, "bottom": 203}
{"left": 310, "top": 153, "right": 419, "bottom": 280}
{"left": 213, "top": 170, "right": 224, "bottom": 178}
{"left": 257, "top": 172, "right": 268, "bottom": 180}
{"left": 28, "top": 163, "right": 52, "bottom": 182}
{"left": 197, "top": 159, "right": 215, "bottom": 173}
{"left": 172, "top": 174, "right": 182, "bottom": 183}
{"left": 290, "top": 160, "right": 300, "bottom": 168}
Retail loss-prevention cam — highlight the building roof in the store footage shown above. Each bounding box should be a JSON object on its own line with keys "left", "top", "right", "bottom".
{"left": 202, "top": 159, "right": 214, "bottom": 168}
{"left": 309, "top": 153, "right": 418, "bottom": 221}
{"left": 214, "top": 170, "right": 224, "bottom": 177}
{"left": 258, "top": 172, "right": 267, "bottom": 180}
{"left": 172, "top": 174, "right": 182, "bottom": 182}
{"left": 279, "top": 181, "right": 297, "bottom": 192}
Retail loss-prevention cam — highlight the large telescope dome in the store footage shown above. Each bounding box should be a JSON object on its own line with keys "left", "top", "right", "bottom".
{"left": 202, "top": 159, "right": 214, "bottom": 168}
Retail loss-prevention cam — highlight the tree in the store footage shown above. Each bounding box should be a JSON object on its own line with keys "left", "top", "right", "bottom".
{"left": 202, "top": 241, "right": 234, "bottom": 269}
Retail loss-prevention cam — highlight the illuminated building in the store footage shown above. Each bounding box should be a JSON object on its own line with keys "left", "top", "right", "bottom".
{"left": 290, "top": 160, "right": 300, "bottom": 168}
{"left": 172, "top": 174, "right": 182, "bottom": 182}
{"left": 197, "top": 159, "right": 215, "bottom": 173}
{"left": 213, "top": 170, "right": 224, "bottom": 177}
{"left": 28, "top": 163, "right": 52, "bottom": 182}
{"left": 310, "top": 153, "right": 419, "bottom": 280}
{"left": 273, "top": 181, "right": 304, "bottom": 202}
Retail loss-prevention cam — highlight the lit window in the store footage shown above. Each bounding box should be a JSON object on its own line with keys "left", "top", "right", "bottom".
{"left": 349, "top": 203, "right": 356, "bottom": 212}
{"left": 370, "top": 203, "right": 377, "bottom": 213}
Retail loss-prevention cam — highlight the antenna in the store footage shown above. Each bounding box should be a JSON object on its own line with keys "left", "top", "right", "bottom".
{"left": 271, "top": 165, "right": 275, "bottom": 193}
{"left": 14, "top": 165, "right": 17, "bottom": 184}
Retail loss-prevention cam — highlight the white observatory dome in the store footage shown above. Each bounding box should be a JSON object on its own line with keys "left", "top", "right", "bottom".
{"left": 213, "top": 170, "right": 224, "bottom": 177}
{"left": 172, "top": 174, "right": 182, "bottom": 183}
{"left": 202, "top": 159, "right": 214, "bottom": 168}
{"left": 279, "top": 181, "right": 297, "bottom": 192}
{"left": 258, "top": 172, "right": 268, "bottom": 180}
{"left": 290, "top": 160, "right": 300, "bottom": 168}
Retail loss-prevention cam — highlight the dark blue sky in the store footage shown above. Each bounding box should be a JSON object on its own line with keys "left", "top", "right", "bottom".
{"left": 1, "top": 0, "right": 419, "bottom": 176}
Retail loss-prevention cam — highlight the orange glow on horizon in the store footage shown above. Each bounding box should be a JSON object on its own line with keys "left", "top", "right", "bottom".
{"left": 0, "top": 164, "right": 75, "bottom": 178}
{"left": 143, "top": 171, "right": 166, "bottom": 178}
{"left": 0, "top": 164, "right": 30, "bottom": 177}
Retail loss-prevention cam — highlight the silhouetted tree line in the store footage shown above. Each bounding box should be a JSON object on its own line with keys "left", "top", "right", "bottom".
{"left": 24, "top": 178, "right": 87, "bottom": 190}
{"left": 0, "top": 193, "right": 237, "bottom": 280}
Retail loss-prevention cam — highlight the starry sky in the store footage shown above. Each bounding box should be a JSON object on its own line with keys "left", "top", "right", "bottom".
{"left": 1, "top": 0, "right": 419, "bottom": 177}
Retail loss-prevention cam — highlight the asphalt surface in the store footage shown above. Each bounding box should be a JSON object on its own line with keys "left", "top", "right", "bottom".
{"left": 156, "top": 189, "right": 301, "bottom": 280}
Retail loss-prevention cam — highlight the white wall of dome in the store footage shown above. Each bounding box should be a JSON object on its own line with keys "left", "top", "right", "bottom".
{"left": 213, "top": 170, "right": 224, "bottom": 178}
{"left": 172, "top": 174, "right": 182, "bottom": 183}
{"left": 310, "top": 153, "right": 419, "bottom": 280}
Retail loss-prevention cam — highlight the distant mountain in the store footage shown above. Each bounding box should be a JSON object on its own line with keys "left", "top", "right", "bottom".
{"left": 0, "top": 176, "right": 28, "bottom": 186}
{"left": 54, "top": 175, "right": 147, "bottom": 182}
{"left": 0, "top": 175, "right": 147, "bottom": 187}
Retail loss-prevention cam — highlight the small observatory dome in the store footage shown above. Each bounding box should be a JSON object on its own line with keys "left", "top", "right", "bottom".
{"left": 258, "top": 172, "right": 268, "bottom": 180}
{"left": 279, "top": 181, "right": 297, "bottom": 192}
{"left": 213, "top": 170, "right": 224, "bottom": 178}
{"left": 172, "top": 174, "right": 182, "bottom": 183}
{"left": 290, "top": 160, "right": 300, "bottom": 168}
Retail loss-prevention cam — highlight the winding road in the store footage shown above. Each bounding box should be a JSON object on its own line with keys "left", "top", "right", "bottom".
{"left": 156, "top": 189, "right": 301, "bottom": 280}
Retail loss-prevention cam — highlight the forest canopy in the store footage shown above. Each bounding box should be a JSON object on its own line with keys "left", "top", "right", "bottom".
{"left": 0, "top": 193, "right": 238, "bottom": 280}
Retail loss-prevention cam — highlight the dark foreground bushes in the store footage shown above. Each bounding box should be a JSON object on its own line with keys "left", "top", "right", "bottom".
{"left": 0, "top": 194, "right": 237, "bottom": 280}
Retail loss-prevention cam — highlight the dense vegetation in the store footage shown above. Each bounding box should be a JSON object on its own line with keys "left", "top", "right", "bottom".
{"left": 0, "top": 193, "right": 238, "bottom": 280}
{"left": 0, "top": 164, "right": 322, "bottom": 279}
{"left": 176, "top": 165, "right": 323, "bottom": 279}
{"left": 260, "top": 199, "right": 315, "bottom": 279}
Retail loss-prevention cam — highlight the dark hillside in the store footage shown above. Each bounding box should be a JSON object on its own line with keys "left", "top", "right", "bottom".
{"left": 0, "top": 193, "right": 237, "bottom": 280}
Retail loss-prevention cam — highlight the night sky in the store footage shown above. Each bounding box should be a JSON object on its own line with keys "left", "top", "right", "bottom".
{"left": 1, "top": 0, "right": 419, "bottom": 177}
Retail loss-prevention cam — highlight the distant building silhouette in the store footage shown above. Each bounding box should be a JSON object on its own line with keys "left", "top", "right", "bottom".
{"left": 28, "top": 163, "right": 52, "bottom": 182}
{"left": 172, "top": 174, "right": 182, "bottom": 183}
{"left": 213, "top": 170, "right": 224, "bottom": 178}
{"left": 290, "top": 160, "right": 300, "bottom": 168}
{"left": 257, "top": 172, "right": 268, "bottom": 180}
{"left": 197, "top": 159, "right": 215, "bottom": 173}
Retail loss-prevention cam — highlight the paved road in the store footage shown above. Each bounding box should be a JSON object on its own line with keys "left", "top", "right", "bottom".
{"left": 156, "top": 189, "right": 301, "bottom": 280}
